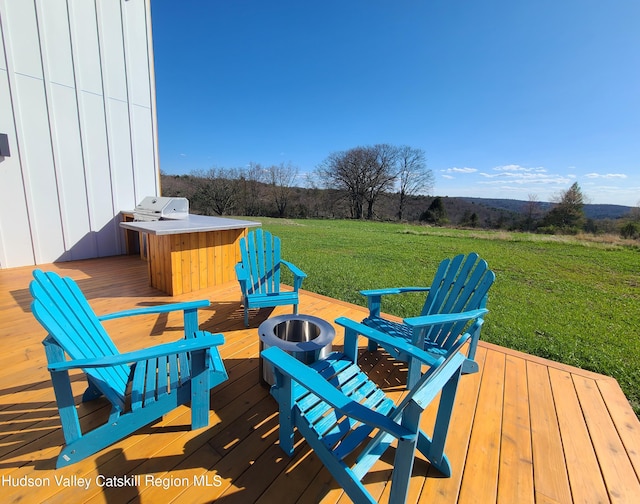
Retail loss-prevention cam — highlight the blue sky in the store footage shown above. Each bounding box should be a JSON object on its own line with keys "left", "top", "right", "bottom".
{"left": 151, "top": 0, "right": 640, "bottom": 206}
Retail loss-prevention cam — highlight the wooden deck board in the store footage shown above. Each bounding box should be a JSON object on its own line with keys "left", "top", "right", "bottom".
{"left": 1, "top": 255, "right": 639, "bottom": 503}
{"left": 497, "top": 354, "right": 534, "bottom": 504}
{"left": 458, "top": 348, "right": 505, "bottom": 503}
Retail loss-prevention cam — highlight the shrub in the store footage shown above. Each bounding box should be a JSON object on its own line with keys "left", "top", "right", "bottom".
{"left": 620, "top": 221, "right": 640, "bottom": 240}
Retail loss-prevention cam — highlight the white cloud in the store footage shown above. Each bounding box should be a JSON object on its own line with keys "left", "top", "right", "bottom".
{"left": 585, "top": 172, "right": 627, "bottom": 179}
{"left": 493, "top": 164, "right": 546, "bottom": 173}
{"left": 475, "top": 164, "right": 570, "bottom": 186}
{"left": 440, "top": 167, "right": 478, "bottom": 174}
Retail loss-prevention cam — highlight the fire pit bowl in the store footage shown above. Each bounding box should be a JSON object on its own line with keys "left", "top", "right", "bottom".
{"left": 258, "top": 314, "right": 336, "bottom": 386}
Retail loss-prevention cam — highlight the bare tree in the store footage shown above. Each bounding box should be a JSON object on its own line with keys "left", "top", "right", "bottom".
{"left": 522, "top": 193, "right": 541, "bottom": 231}
{"left": 316, "top": 148, "right": 369, "bottom": 219}
{"left": 238, "top": 162, "right": 267, "bottom": 216}
{"left": 365, "top": 144, "right": 398, "bottom": 219}
{"left": 395, "top": 145, "right": 432, "bottom": 220}
{"left": 190, "top": 167, "right": 239, "bottom": 215}
{"left": 316, "top": 145, "right": 398, "bottom": 220}
{"left": 268, "top": 163, "right": 298, "bottom": 217}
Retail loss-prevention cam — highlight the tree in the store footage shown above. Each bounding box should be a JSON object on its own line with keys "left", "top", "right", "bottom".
{"left": 395, "top": 146, "right": 433, "bottom": 221}
{"left": 317, "top": 146, "right": 396, "bottom": 219}
{"left": 364, "top": 144, "right": 398, "bottom": 219}
{"left": 522, "top": 193, "right": 541, "bottom": 231}
{"left": 190, "top": 167, "right": 239, "bottom": 215}
{"left": 268, "top": 163, "right": 298, "bottom": 217}
{"left": 542, "top": 182, "right": 586, "bottom": 233}
{"left": 620, "top": 201, "right": 640, "bottom": 240}
{"left": 316, "top": 144, "right": 430, "bottom": 220}
{"left": 238, "top": 162, "right": 266, "bottom": 216}
{"left": 317, "top": 148, "right": 364, "bottom": 218}
{"left": 620, "top": 221, "right": 639, "bottom": 239}
{"left": 420, "top": 196, "right": 447, "bottom": 225}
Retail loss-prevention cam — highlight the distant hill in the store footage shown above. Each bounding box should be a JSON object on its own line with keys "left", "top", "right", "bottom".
{"left": 460, "top": 197, "right": 632, "bottom": 220}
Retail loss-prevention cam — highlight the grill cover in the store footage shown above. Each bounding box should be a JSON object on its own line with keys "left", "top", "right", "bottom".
{"left": 133, "top": 197, "right": 189, "bottom": 221}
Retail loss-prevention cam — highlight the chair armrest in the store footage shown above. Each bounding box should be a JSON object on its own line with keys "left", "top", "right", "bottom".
{"left": 360, "top": 287, "right": 430, "bottom": 317}
{"left": 403, "top": 308, "right": 488, "bottom": 328}
{"left": 360, "top": 287, "right": 430, "bottom": 297}
{"left": 335, "top": 317, "right": 444, "bottom": 368}
{"left": 48, "top": 331, "right": 224, "bottom": 371}
{"left": 235, "top": 263, "right": 248, "bottom": 294}
{"left": 280, "top": 260, "right": 307, "bottom": 279}
{"left": 97, "top": 299, "right": 210, "bottom": 321}
{"left": 262, "top": 346, "right": 414, "bottom": 441}
{"left": 235, "top": 262, "right": 248, "bottom": 281}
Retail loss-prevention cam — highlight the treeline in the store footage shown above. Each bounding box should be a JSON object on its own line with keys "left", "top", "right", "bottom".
{"left": 162, "top": 171, "right": 639, "bottom": 239}
{"left": 160, "top": 150, "right": 639, "bottom": 239}
{"left": 162, "top": 144, "right": 436, "bottom": 222}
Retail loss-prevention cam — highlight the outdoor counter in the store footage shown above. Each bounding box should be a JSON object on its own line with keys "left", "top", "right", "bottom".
{"left": 120, "top": 215, "right": 261, "bottom": 295}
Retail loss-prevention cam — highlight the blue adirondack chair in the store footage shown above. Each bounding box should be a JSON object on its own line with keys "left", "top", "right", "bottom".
{"left": 30, "top": 270, "right": 229, "bottom": 468}
{"left": 361, "top": 253, "right": 495, "bottom": 387}
{"left": 262, "top": 316, "right": 467, "bottom": 504}
{"left": 235, "top": 229, "right": 307, "bottom": 327}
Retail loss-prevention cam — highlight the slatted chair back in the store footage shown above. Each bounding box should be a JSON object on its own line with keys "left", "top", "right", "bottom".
{"left": 30, "top": 270, "right": 129, "bottom": 408}
{"left": 239, "top": 228, "right": 282, "bottom": 296}
{"left": 419, "top": 253, "right": 495, "bottom": 351}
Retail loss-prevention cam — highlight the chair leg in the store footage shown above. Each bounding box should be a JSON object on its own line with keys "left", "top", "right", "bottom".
{"left": 406, "top": 357, "right": 422, "bottom": 389}
{"left": 244, "top": 306, "right": 249, "bottom": 327}
{"left": 389, "top": 436, "right": 418, "bottom": 503}
{"left": 190, "top": 349, "right": 210, "bottom": 430}
{"left": 275, "top": 372, "right": 295, "bottom": 456}
{"left": 389, "top": 400, "right": 421, "bottom": 502}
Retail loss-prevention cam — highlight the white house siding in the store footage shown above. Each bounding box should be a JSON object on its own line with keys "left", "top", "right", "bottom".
{"left": 0, "top": 0, "right": 159, "bottom": 268}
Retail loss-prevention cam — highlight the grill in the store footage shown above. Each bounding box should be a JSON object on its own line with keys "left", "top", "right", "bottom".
{"left": 133, "top": 197, "right": 189, "bottom": 221}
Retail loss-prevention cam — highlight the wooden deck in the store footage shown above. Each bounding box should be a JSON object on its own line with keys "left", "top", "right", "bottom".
{"left": 1, "top": 255, "right": 639, "bottom": 503}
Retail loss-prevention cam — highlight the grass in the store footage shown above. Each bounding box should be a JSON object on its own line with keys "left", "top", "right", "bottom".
{"left": 252, "top": 218, "right": 640, "bottom": 415}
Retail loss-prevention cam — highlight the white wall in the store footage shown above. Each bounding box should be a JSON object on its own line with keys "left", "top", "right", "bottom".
{"left": 0, "top": 0, "right": 159, "bottom": 268}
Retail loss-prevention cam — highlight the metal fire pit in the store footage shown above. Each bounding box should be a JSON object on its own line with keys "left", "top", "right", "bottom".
{"left": 258, "top": 314, "right": 336, "bottom": 386}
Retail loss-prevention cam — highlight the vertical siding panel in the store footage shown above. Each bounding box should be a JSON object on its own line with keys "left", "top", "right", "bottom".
{"left": 122, "top": 0, "right": 158, "bottom": 199}
{"left": 37, "top": 0, "right": 93, "bottom": 261}
{"left": 68, "top": 0, "right": 117, "bottom": 257}
{"left": 171, "top": 234, "right": 182, "bottom": 295}
{"left": 130, "top": 105, "right": 157, "bottom": 196}
{"left": 198, "top": 232, "right": 207, "bottom": 289}
{"left": 0, "top": 14, "right": 5, "bottom": 71}
{"left": 96, "top": 0, "right": 136, "bottom": 222}
{"left": 3, "top": 0, "right": 42, "bottom": 77}
{"left": 0, "top": 8, "right": 35, "bottom": 267}
{"left": 3, "top": 1, "right": 65, "bottom": 264}
{"left": 207, "top": 232, "right": 215, "bottom": 286}
{"left": 189, "top": 233, "right": 198, "bottom": 290}
{"left": 214, "top": 230, "right": 223, "bottom": 286}
{"left": 180, "top": 235, "right": 191, "bottom": 294}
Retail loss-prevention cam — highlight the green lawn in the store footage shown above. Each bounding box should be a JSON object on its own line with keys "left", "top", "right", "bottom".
{"left": 251, "top": 218, "right": 640, "bottom": 415}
